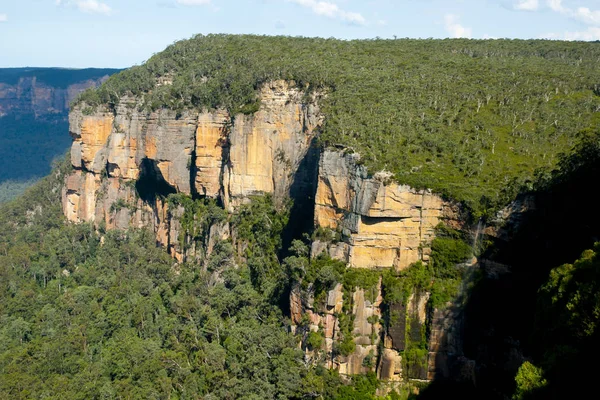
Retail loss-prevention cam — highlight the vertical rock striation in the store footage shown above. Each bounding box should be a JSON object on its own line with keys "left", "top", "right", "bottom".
{"left": 292, "top": 149, "right": 464, "bottom": 383}
{"left": 62, "top": 80, "right": 323, "bottom": 260}
{"left": 62, "top": 79, "right": 469, "bottom": 384}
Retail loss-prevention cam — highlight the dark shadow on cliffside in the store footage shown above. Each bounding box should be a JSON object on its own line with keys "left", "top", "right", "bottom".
{"left": 281, "top": 137, "right": 320, "bottom": 257}
{"left": 433, "top": 132, "right": 600, "bottom": 399}
{"left": 278, "top": 138, "right": 320, "bottom": 315}
{"left": 136, "top": 158, "right": 177, "bottom": 202}
{"left": 417, "top": 262, "right": 483, "bottom": 399}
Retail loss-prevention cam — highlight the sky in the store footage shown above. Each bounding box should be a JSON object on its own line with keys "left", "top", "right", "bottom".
{"left": 0, "top": 0, "right": 599, "bottom": 68}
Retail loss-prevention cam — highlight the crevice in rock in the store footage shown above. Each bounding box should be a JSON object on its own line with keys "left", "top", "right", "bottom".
{"left": 281, "top": 136, "right": 321, "bottom": 257}
{"left": 218, "top": 116, "right": 232, "bottom": 209}
{"left": 279, "top": 136, "right": 321, "bottom": 317}
{"left": 106, "top": 162, "right": 120, "bottom": 176}
{"left": 360, "top": 215, "right": 406, "bottom": 225}
{"left": 189, "top": 126, "right": 200, "bottom": 200}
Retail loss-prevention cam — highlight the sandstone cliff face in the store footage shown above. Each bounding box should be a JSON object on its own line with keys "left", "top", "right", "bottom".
{"left": 0, "top": 75, "right": 110, "bottom": 118}
{"left": 63, "top": 80, "right": 323, "bottom": 260}
{"left": 312, "top": 150, "right": 455, "bottom": 270}
{"left": 291, "top": 149, "right": 467, "bottom": 382}
{"left": 62, "top": 79, "right": 469, "bottom": 384}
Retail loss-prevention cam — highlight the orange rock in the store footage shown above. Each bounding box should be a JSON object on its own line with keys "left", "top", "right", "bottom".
{"left": 313, "top": 150, "right": 456, "bottom": 270}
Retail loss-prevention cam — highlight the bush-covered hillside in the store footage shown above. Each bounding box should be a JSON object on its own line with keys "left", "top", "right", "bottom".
{"left": 0, "top": 158, "right": 413, "bottom": 399}
{"left": 77, "top": 35, "right": 600, "bottom": 214}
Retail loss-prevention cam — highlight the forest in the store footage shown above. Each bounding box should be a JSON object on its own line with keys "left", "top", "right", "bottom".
{"left": 0, "top": 158, "right": 414, "bottom": 399}
{"left": 76, "top": 35, "right": 600, "bottom": 215}
{"left": 0, "top": 115, "right": 70, "bottom": 183}
{"left": 1, "top": 36, "right": 600, "bottom": 399}
{"left": 0, "top": 114, "right": 71, "bottom": 203}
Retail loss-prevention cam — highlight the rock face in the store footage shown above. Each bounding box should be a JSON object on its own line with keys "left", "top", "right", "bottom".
{"left": 343, "top": 286, "right": 383, "bottom": 375}
{"left": 293, "top": 150, "right": 466, "bottom": 382}
{"left": 427, "top": 304, "right": 463, "bottom": 380}
{"left": 62, "top": 80, "right": 323, "bottom": 260}
{"left": 61, "top": 79, "right": 469, "bottom": 384}
{"left": 313, "top": 150, "right": 452, "bottom": 270}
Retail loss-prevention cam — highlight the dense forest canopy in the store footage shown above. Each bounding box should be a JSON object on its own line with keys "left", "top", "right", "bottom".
{"left": 77, "top": 35, "right": 600, "bottom": 214}
{"left": 0, "top": 115, "right": 70, "bottom": 183}
{"left": 0, "top": 159, "right": 414, "bottom": 399}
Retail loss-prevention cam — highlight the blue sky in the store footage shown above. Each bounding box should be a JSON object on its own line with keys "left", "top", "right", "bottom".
{"left": 1, "top": 0, "right": 599, "bottom": 68}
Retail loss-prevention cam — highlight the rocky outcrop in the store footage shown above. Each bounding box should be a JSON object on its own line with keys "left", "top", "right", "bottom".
{"left": 312, "top": 150, "right": 457, "bottom": 270}
{"left": 484, "top": 195, "right": 535, "bottom": 242}
{"left": 291, "top": 282, "right": 383, "bottom": 375}
{"left": 62, "top": 80, "right": 323, "bottom": 260}
{"left": 61, "top": 78, "right": 472, "bottom": 385}
{"left": 291, "top": 150, "right": 469, "bottom": 381}
{"left": 342, "top": 286, "right": 383, "bottom": 375}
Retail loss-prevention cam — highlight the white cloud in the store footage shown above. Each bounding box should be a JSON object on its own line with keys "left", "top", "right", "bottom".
{"left": 444, "top": 14, "right": 472, "bottom": 38}
{"left": 536, "top": 0, "right": 600, "bottom": 41}
{"left": 0, "top": 13, "right": 7, "bottom": 22}
{"left": 77, "top": 0, "right": 111, "bottom": 14}
{"left": 548, "top": 1, "right": 600, "bottom": 26}
{"left": 56, "top": 0, "right": 112, "bottom": 15}
{"left": 176, "top": 0, "right": 211, "bottom": 5}
{"left": 514, "top": 0, "right": 539, "bottom": 11}
{"left": 573, "top": 7, "right": 600, "bottom": 25}
{"left": 544, "top": 26, "right": 600, "bottom": 40}
{"left": 289, "top": 0, "right": 366, "bottom": 25}
{"left": 514, "top": 1, "right": 600, "bottom": 29}
{"left": 546, "top": 0, "right": 567, "bottom": 13}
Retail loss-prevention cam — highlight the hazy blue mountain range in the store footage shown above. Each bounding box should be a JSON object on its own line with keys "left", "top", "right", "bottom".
{"left": 0, "top": 67, "right": 121, "bottom": 202}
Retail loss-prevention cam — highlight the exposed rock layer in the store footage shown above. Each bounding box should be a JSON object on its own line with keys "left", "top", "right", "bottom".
{"left": 62, "top": 79, "right": 466, "bottom": 383}
{"left": 63, "top": 81, "right": 323, "bottom": 260}
{"left": 313, "top": 150, "right": 457, "bottom": 270}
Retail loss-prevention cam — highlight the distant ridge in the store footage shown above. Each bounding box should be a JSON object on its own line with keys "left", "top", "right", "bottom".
{"left": 0, "top": 67, "right": 122, "bottom": 88}
{"left": 0, "top": 67, "right": 122, "bottom": 201}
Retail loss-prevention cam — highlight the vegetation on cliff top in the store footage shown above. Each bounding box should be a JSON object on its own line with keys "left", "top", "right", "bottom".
{"left": 76, "top": 34, "right": 600, "bottom": 214}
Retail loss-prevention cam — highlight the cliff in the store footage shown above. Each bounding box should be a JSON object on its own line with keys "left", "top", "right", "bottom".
{"left": 312, "top": 150, "right": 459, "bottom": 270}
{"left": 61, "top": 79, "right": 472, "bottom": 387}
{"left": 19, "top": 34, "right": 600, "bottom": 398}
{"left": 64, "top": 80, "right": 323, "bottom": 260}
{"left": 290, "top": 149, "right": 465, "bottom": 382}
